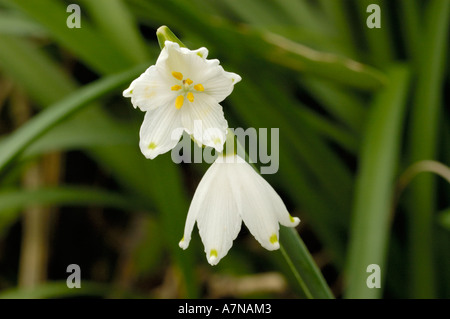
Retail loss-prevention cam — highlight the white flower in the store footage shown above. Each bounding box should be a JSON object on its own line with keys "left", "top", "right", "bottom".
{"left": 179, "top": 154, "right": 300, "bottom": 265}
{"left": 123, "top": 41, "right": 241, "bottom": 159}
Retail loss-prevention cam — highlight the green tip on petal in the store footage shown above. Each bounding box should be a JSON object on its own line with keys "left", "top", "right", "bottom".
{"left": 156, "top": 25, "right": 186, "bottom": 50}
{"left": 148, "top": 142, "right": 157, "bottom": 150}
{"left": 270, "top": 234, "right": 278, "bottom": 244}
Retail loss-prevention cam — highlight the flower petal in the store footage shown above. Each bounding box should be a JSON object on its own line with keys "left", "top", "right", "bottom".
{"left": 139, "top": 102, "right": 183, "bottom": 159}
{"left": 262, "top": 180, "right": 300, "bottom": 227}
{"left": 123, "top": 65, "right": 174, "bottom": 112}
{"left": 198, "top": 62, "right": 242, "bottom": 103}
{"left": 180, "top": 94, "right": 228, "bottom": 152}
{"left": 158, "top": 41, "right": 209, "bottom": 81}
{"left": 229, "top": 156, "right": 281, "bottom": 250}
{"left": 181, "top": 159, "right": 242, "bottom": 266}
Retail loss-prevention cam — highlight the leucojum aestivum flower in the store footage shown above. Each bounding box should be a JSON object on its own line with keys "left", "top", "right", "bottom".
{"left": 123, "top": 28, "right": 300, "bottom": 265}
{"left": 123, "top": 40, "right": 241, "bottom": 159}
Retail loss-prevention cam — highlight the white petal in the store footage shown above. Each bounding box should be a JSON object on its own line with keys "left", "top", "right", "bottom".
{"left": 139, "top": 103, "right": 183, "bottom": 159}
{"left": 123, "top": 66, "right": 174, "bottom": 112}
{"left": 198, "top": 62, "right": 242, "bottom": 103}
{"left": 262, "top": 180, "right": 300, "bottom": 227}
{"left": 158, "top": 41, "right": 209, "bottom": 81}
{"left": 180, "top": 94, "right": 228, "bottom": 152}
{"left": 228, "top": 156, "right": 281, "bottom": 250}
{"left": 182, "top": 159, "right": 242, "bottom": 265}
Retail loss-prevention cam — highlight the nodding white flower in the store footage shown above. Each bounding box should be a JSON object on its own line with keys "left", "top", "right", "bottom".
{"left": 179, "top": 154, "right": 300, "bottom": 266}
{"left": 123, "top": 41, "right": 241, "bottom": 159}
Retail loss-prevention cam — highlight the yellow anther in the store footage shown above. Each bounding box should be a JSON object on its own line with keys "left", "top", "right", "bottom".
{"left": 187, "top": 92, "right": 194, "bottom": 102}
{"left": 172, "top": 71, "right": 183, "bottom": 80}
{"left": 194, "top": 84, "right": 204, "bottom": 92}
{"left": 171, "top": 85, "right": 182, "bottom": 91}
{"left": 175, "top": 95, "right": 184, "bottom": 109}
{"left": 270, "top": 234, "right": 278, "bottom": 244}
{"left": 184, "top": 78, "right": 193, "bottom": 85}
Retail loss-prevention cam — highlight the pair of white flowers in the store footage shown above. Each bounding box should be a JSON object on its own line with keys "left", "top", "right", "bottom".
{"left": 123, "top": 40, "right": 299, "bottom": 265}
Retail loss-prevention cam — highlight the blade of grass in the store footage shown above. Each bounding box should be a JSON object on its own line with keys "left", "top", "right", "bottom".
{"left": 344, "top": 65, "right": 410, "bottom": 298}
{"left": 0, "top": 11, "right": 47, "bottom": 37}
{"left": 0, "top": 64, "right": 145, "bottom": 176}
{"left": 298, "top": 77, "right": 368, "bottom": 134}
{"left": 260, "top": 32, "right": 387, "bottom": 91}
{"left": 79, "top": 0, "right": 150, "bottom": 63}
{"left": 5, "top": 0, "right": 134, "bottom": 73}
{"left": 0, "top": 35, "right": 74, "bottom": 106}
{"left": 406, "top": 0, "right": 450, "bottom": 298}
{"left": 317, "top": 0, "right": 359, "bottom": 58}
{"left": 0, "top": 281, "right": 110, "bottom": 299}
{"left": 278, "top": 227, "right": 334, "bottom": 299}
{"left": 398, "top": 0, "right": 422, "bottom": 68}
{"left": 353, "top": 0, "right": 395, "bottom": 66}
{"left": 0, "top": 186, "right": 146, "bottom": 212}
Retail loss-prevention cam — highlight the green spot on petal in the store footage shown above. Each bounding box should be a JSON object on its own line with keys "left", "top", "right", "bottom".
{"left": 270, "top": 234, "right": 278, "bottom": 244}
{"left": 210, "top": 249, "right": 218, "bottom": 258}
{"left": 148, "top": 142, "right": 157, "bottom": 150}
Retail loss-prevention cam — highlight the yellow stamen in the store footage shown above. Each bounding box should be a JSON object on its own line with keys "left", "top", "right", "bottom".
{"left": 171, "top": 85, "right": 182, "bottom": 91}
{"left": 172, "top": 71, "right": 183, "bottom": 80}
{"left": 184, "top": 78, "right": 193, "bottom": 85}
{"left": 270, "top": 234, "right": 278, "bottom": 244}
{"left": 194, "top": 83, "right": 204, "bottom": 92}
{"left": 175, "top": 95, "right": 184, "bottom": 109}
{"left": 210, "top": 249, "right": 218, "bottom": 258}
{"left": 187, "top": 92, "right": 194, "bottom": 102}
{"left": 148, "top": 142, "right": 157, "bottom": 150}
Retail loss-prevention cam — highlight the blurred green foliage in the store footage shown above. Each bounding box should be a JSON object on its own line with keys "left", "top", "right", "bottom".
{"left": 0, "top": 0, "right": 448, "bottom": 299}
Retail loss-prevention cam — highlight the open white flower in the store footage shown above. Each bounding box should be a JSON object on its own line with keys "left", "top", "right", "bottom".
{"left": 179, "top": 154, "right": 300, "bottom": 265}
{"left": 123, "top": 41, "right": 241, "bottom": 159}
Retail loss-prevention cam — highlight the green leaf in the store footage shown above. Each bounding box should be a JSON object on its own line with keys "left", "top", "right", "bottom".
{"left": 260, "top": 32, "right": 387, "bottom": 90}
{"left": 0, "top": 64, "right": 145, "bottom": 176}
{"left": 5, "top": 0, "right": 134, "bottom": 74}
{"left": 406, "top": 0, "right": 450, "bottom": 298}
{"left": 278, "top": 227, "right": 334, "bottom": 299}
{"left": 0, "top": 11, "right": 47, "bottom": 37}
{"left": 0, "top": 281, "right": 109, "bottom": 299}
{"left": 0, "top": 35, "right": 74, "bottom": 107}
{"left": 79, "top": 0, "right": 150, "bottom": 63}
{"left": 344, "top": 65, "right": 410, "bottom": 299}
{"left": 0, "top": 186, "right": 145, "bottom": 212}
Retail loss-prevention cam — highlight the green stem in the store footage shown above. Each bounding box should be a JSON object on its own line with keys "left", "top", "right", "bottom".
{"left": 407, "top": 0, "right": 450, "bottom": 298}
{"left": 345, "top": 65, "right": 410, "bottom": 299}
